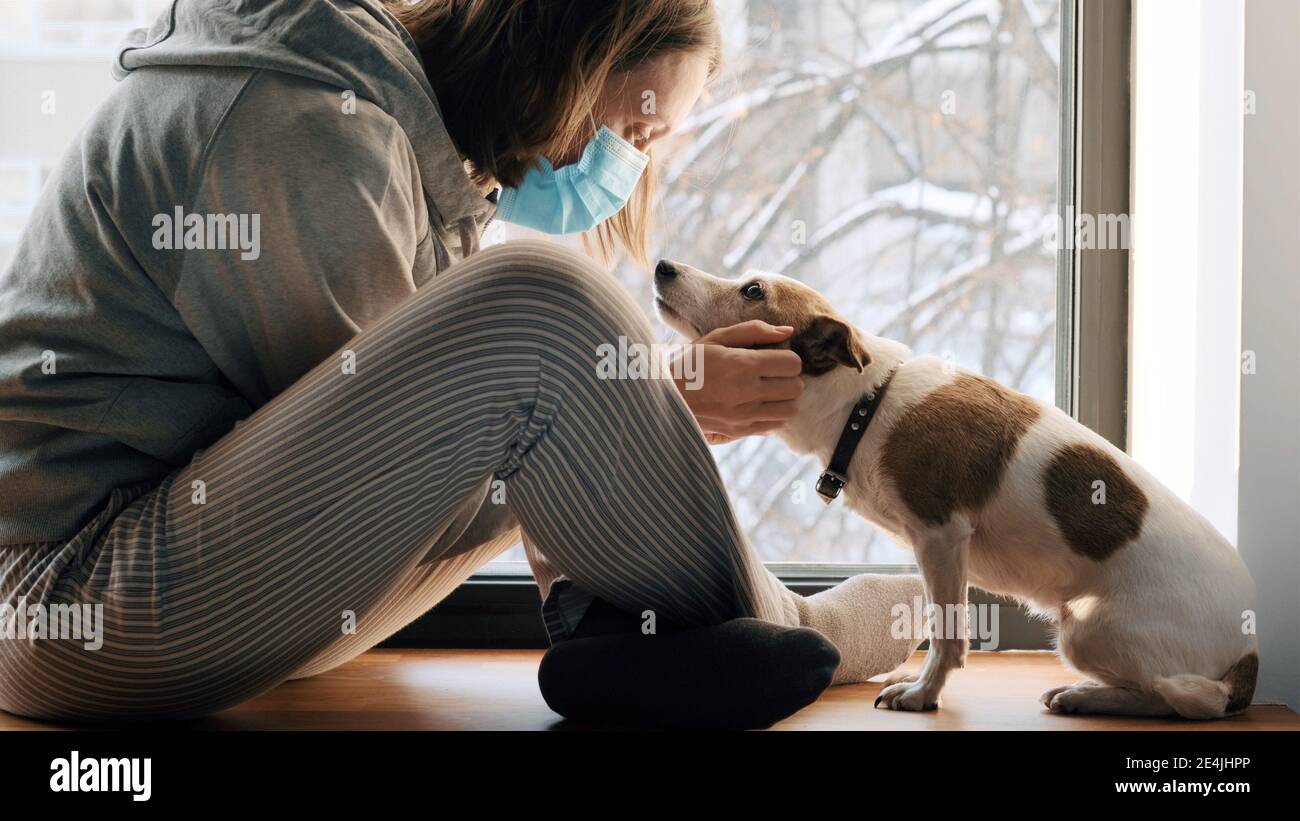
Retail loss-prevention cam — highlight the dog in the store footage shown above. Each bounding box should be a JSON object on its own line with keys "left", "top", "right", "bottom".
{"left": 652, "top": 259, "right": 1258, "bottom": 719}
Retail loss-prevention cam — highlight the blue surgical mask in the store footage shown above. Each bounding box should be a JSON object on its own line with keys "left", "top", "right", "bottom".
{"left": 496, "top": 126, "right": 649, "bottom": 234}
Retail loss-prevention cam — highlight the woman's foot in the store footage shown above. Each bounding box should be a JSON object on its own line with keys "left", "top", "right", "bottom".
{"left": 795, "top": 574, "right": 926, "bottom": 684}
{"left": 537, "top": 599, "right": 839, "bottom": 730}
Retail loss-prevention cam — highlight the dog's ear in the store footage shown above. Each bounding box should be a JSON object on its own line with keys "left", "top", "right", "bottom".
{"left": 790, "top": 316, "right": 871, "bottom": 375}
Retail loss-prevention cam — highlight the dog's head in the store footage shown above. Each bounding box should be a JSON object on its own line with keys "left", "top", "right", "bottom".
{"left": 652, "top": 259, "right": 871, "bottom": 375}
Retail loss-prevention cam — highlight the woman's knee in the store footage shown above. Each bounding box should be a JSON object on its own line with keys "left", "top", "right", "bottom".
{"left": 420, "top": 240, "right": 653, "bottom": 345}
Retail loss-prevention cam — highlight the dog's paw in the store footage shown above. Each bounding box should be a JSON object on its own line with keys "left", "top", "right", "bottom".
{"left": 1040, "top": 681, "right": 1098, "bottom": 709}
{"left": 1044, "top": 685, "right": 1098, "bottom": 714}
{"left": 874, "top": 680, "right": 939, "bottom": 712}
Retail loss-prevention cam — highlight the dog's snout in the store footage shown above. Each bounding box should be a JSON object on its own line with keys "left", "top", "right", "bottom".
{"left": 654, "top": 260, "right": 679, "bottom": 281}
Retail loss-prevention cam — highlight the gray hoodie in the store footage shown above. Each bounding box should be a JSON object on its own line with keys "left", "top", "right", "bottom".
{"left": 0, "top": 0, "right": 496, "bottom": 544}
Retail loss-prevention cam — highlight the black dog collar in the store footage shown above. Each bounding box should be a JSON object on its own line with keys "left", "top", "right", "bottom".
{"left": 815, "top": 366, "right": 899, "bottom": 503}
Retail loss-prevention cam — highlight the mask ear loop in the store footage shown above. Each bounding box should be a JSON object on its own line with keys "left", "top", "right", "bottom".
{"left": 548, "top": 112, "right": 602, "bottom": 171}
{"left": 565, "top": 112, "right": 604, "bottom": 173}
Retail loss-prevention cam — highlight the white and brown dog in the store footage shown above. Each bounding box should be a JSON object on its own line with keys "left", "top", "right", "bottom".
{"left": 653, "top": 259, "right": 1258, "bottom": 719}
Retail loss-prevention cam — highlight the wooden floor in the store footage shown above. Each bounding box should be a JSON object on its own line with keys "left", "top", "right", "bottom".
{"left": 2, "top": 649, "right": 1296, "bottom": 731}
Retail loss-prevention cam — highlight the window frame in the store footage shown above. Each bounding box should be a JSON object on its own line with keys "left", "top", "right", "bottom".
{"left": 1059, "top": 0, "right": 1132, "bottom": 449}
{"left": 392, "top": 0, "right": 1133, "bottom": 651}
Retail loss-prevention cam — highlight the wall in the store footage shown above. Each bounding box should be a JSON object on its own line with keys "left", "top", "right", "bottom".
{"left": 1240, "top": 0, "right": 1300, "bottom": 709}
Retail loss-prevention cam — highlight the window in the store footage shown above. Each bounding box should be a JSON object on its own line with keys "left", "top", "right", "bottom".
{"left": 0, "top": 0, "right": 175, "bottom": 268}
{"left": 673, "top": 0, "right": 1061, "bottom": 564}
{"left": 2, "top": 0, "right": 1118, "bottom": 649}
{"left": 496, "top": 0, "right": 1066, "bottom": 568}
{"left": 3, "top": 0, "right": 1072, "bottom": 572}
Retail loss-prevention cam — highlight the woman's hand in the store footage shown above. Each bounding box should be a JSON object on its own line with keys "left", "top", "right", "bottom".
{"left": 672, "top": 320, "right": 804, "bottom": 444}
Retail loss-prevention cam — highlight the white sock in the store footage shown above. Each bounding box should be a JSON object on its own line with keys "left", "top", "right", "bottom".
{"left": 795, "top": 574, "right": 926, "bottom": 685}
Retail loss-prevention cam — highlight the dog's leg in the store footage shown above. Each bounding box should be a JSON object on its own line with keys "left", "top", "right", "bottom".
{"left": 1045, "top": 684, "right": 1176, "bottom": 717}
{"left": 875, "top": 517, "right": 971, "bottom": 711}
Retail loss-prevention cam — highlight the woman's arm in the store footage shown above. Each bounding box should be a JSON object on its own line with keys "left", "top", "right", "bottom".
{"left": 171, "top": 72, "right": 430, "bottom": 407}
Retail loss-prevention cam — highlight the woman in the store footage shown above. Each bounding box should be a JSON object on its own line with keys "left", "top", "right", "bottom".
{"left": 0, "top": 0, "right": 921, "bottom": 728}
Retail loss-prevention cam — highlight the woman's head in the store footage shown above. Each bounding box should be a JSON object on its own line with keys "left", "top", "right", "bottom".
{"left": 387, "top": 0, "right": 722, "bottom": 265}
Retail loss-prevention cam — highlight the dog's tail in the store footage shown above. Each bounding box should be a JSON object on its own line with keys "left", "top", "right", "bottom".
{"left": 1152, "top": 652, "right": 1258, "bottom": 720}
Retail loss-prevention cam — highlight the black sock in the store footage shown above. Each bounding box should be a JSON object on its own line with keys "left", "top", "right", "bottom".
{"left": 537, "top": 598, "right": 840, "bottom": 730}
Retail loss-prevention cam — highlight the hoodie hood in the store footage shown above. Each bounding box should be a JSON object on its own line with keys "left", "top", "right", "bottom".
{"left": 113, "top": 0, "right": 492, "bottom": 234}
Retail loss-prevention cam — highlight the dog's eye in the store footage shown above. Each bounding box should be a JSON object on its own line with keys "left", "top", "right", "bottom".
{"left": 741, "top": 282, "right": 765, "bottom": 301}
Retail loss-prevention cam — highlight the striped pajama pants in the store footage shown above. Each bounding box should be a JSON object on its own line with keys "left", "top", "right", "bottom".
{"left": 0, "top": 240, "right": 801, "bottom": 721}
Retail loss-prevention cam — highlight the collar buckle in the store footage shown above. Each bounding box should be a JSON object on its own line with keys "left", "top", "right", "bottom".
{"left": 815, "top": 470, "right": 846, "bottom": 503}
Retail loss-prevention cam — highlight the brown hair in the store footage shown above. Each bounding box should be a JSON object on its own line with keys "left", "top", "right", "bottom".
{"left": 386, "top": 0, "right": 722, "bottom": 266}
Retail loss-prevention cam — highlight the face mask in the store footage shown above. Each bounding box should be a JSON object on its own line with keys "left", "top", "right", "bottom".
{"left": 496, "top": 126, "right": 649, "bottom": 234}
